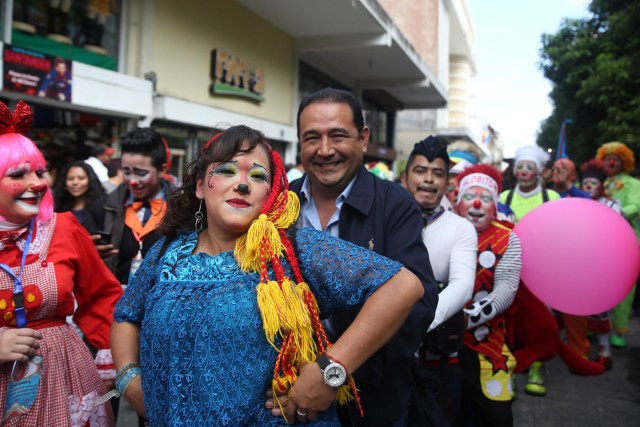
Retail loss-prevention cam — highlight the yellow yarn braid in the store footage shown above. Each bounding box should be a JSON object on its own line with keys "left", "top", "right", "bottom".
{"left": 237, "top": 188, "right": 359, "bottom": 417}
{"left": 235, "top": 191, "right": 300, "bottom": 273}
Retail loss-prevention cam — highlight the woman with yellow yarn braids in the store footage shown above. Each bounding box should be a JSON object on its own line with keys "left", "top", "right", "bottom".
{"left": 110, "top": 125, "right": 423, "bottom": 426}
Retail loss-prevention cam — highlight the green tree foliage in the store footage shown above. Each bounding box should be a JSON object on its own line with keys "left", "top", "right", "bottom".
{"left": 537, "top": 0, "right": 640, "bottom": 165}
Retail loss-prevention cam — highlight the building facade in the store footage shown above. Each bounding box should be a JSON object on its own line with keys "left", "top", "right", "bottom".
{"left": 386, "top": 0, "right": 502, "bottom": 168}
{"left": 1, "top": 0, "right": 451, "bottom": 178}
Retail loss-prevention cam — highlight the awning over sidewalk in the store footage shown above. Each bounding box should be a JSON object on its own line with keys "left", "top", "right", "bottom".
{"left": 237, "top": 0, "right": 447, "bottom": 109}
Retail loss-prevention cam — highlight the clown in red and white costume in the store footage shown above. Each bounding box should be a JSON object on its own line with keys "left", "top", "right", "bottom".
{"left": 0, "top": 101, "right": 121, "bottom": 426}
{"left": 456, "top": 164, "right": 521, "bottom": 426}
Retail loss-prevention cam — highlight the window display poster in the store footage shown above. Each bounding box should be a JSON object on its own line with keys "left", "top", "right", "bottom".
{"left": 3, "top": 45, "right": 72, "bottom": 102}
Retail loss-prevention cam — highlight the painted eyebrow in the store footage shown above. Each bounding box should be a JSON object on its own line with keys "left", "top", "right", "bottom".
{"left": 251, "top": 162, "right": 269, "bottom": 172}
{"left": 6, "top": 163, "right": 31, "bottom": 173}
{"left": 122, "top": 167, "right": 151, "bottom": 174}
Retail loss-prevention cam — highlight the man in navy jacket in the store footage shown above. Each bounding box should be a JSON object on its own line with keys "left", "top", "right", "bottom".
{"left": 288, "top": 88, "right": 438, "bottom": 426}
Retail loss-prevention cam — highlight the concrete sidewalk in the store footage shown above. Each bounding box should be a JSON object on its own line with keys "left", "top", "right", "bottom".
{"left": 512, "top": 315, "right": 640, "bottom": 426}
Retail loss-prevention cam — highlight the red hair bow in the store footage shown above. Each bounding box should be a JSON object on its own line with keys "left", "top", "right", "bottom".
{"left": 0, "top": 100, "right": 34, "bottom": 136}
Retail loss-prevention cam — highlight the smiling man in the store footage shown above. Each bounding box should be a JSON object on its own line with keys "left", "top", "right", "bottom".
{"left": 288, "top": 88, "right": 437, "bottom": 427}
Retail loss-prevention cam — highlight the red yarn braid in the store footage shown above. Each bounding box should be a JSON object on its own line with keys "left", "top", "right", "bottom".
{"left": 255, "top": 148, "right": 361, "bottom": 415}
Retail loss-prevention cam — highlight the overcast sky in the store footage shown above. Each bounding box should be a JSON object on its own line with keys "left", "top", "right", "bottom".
{"left": 468, "top": 0, "right": 591, "bottom": 157}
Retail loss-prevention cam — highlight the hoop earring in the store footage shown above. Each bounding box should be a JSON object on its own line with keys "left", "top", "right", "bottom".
{"left": 194, "top": 199, "right": 204, "bottom": 232}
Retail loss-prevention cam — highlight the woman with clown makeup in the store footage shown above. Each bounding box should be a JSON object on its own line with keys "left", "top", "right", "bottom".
{"left": 455, "top": 164, "right": 521, "bottom": 426}
{"left": 0, "top": 100, "right": 122, "bottom": 425}
{"left": 577, "top": 159, "right": 622, "bottom": 369}
{"left": 111, "top": 125, "right": 424, "bottom": 426}
{"left": 580, "top": 159, "right": 621, "bottom": 213}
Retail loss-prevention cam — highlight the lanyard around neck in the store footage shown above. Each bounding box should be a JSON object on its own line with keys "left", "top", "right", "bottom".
{"left": 0, "top": 219, "right": 35, "bottom": 328}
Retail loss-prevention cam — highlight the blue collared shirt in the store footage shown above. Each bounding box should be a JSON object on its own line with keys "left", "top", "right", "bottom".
{"left": 299, "top": 175, "right": 356, "bottom": 238}
{"left": 289, "top": 166, "right": 437, "bottom": 424}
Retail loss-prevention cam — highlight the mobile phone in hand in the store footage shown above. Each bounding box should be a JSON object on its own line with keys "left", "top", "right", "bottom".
{"left": 97, "top": 231, "right": 111, "bottom": 245}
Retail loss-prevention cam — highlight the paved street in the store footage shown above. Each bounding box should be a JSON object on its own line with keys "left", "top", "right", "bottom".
{"left": 116, "top": 316, "right": 640, "bottom": 426}
{"left": 512, "top": 315, "right": 640, "bottom": 427}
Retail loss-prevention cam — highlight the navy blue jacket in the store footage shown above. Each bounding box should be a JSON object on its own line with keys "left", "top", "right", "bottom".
{"left": 291, "top": 166, "right": 437, "bottom": 425}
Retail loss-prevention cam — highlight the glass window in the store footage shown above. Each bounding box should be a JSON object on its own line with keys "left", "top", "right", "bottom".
{"left": 362, "top": 98, "right": 393, "bottom": 147}
{"left": 298, "top": 61, "right": 347, "bottom": 102}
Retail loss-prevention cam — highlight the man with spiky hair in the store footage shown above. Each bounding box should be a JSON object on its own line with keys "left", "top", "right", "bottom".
{"left": 401, "top": 135, "right": 477, "bottom": 426}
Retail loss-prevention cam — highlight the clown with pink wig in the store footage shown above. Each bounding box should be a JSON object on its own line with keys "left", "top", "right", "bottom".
{"left": 0, "top": 100, "right": 122, "bottom": 425}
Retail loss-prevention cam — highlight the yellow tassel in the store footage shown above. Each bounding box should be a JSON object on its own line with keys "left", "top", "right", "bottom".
{"left": 336, "top": 385, "right": 355, "bottom": 406}
{"left": 272, "top": 375, "right": 297, "bottom": 424}
{"left": 235, "top": 192, "right": 301, "bottom": 273}
{"left": 256, "top": 280, "right": 287, "bottom": 347}
{"left": 269, "top": 191, "right": 300, "bottom": 229}
{"left": 290, "top": 281, "right": 317, "bottom": 363}
{"left": 280, "top": 278, "right": 306, "bottom": 329}
{"left": 276, "top": 278, "right": 315, "bottom": 363}
{"left": 236, "top": 217, "right": 283, "bottom": 273}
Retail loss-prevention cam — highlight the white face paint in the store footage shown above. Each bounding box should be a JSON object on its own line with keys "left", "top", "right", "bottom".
{"left": 15, "top": 192, "right": 41, "bottom": 216}
{"left": 0, "top": 162, "right": 48, "bottom": 223}
{"left": 582, "top": 177, "right": 603, "bottom": 199}
{"left": 457, "top": 186, "right": 496, "bottom": 233}
{"left": 515, "top": 160, "right": 538, "bottom": 189}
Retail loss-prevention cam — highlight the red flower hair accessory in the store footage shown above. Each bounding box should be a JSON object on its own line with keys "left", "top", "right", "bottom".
{"left": 0, "top": 100, "right": 34, "bottom": 137}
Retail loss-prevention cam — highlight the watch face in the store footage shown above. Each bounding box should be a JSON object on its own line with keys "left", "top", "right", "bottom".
{"left": 324, "top": 363, "right": 347, "bottom": 387}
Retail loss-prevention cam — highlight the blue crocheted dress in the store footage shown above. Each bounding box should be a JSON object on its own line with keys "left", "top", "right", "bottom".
{"left": 114, "top": 227, "right": 402, "bottom": 426}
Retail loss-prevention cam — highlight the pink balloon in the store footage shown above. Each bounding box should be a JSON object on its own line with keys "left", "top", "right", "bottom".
{"left": 513, "top": 197, "right": 639, "bottom": 315}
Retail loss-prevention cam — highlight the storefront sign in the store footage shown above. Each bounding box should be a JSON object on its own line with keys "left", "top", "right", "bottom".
{"left": 3, "top": 45, "right": 72, "bottom": 102}
{"left": 210, "top": 49, "right": 265, "bottom": 102}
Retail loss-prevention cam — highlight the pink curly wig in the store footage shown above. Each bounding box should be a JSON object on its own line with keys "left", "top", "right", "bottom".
{"left": 595, "top": 142, "right": 635, "bottom": 174}
{"left": 0, "top": 101, "right": 53, "bottom": 222}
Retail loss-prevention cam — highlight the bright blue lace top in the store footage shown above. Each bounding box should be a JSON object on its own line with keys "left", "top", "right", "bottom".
{"left": 114, "top": 227, "right": 402, "bottom": 426}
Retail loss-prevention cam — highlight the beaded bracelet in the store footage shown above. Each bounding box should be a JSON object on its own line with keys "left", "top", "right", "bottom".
{"left": 115, "top": 367, "right": 141, "bottom": 396}
{"left": 115, "top": 362, "right": 140, "bottom": 383}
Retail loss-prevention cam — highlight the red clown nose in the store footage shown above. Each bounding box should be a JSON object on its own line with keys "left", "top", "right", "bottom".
{"left": 473, "top": 199, "right": 482, "bottom": 209}
{"left": 608, "top": 160, "right": 616, "bottom": 167}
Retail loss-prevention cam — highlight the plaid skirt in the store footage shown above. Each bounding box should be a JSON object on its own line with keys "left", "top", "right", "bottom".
{"left": 0, "top": 324, "right": 114, "bottom": 426}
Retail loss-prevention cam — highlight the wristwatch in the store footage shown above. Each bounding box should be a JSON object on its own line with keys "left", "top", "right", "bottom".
{"left": 317, "top": 354, "right": 348, "bottom": 388}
